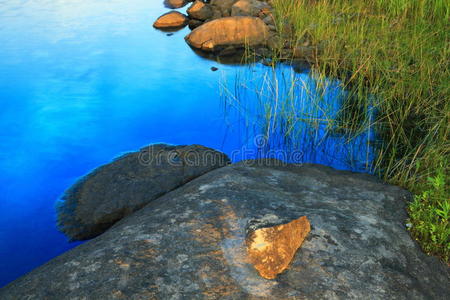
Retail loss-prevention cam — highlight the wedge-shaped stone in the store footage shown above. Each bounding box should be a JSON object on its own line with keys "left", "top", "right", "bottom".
{"left": 246, "top": 216, "right": 311, "bottom": 279}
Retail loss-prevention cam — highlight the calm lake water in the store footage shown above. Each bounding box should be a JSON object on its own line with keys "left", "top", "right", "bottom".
{"left": 0, "top": 0, "right": 375, "bottom": 287}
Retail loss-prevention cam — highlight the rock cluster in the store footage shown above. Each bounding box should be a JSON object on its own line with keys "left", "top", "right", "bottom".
{"left": 2, "top": 156, "right": 449, "bottom": 299}
{"left": 153, "top": 0, "right": 314, "bottom": 61}
{"left": 184, "top": 0, "right": 275, "bottom": 55}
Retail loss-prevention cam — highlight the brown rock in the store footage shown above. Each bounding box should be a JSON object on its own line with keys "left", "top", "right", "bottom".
{"left": 231, "top": 0, "right": 270, "bottom": 17}
{"left": 231, "top": 0, "right": 254, "bottom": 16}
{"left": 153, "top": 11, "right": 188, "bottom": 29}
{"left": 187, "top": 0, "right": 213, "bottom": 21}
{"left": 164, "top": 0, "right": 189, "bottom": 9}
{"left": 185, "top": 16, "right": 270, "bottom": 52}
{"left": 246, "top": 216, "right": 311, "bottom": 279}
{"left": 210, "top": 0, "right": 236, "bottom": 17}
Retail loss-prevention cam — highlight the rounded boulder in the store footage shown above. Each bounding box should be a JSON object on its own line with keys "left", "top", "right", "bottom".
{"left": 153, "top": 11, "right": 188, "bottom": 30}
{"left": 185, "top": 16, "right": 270, "bottom": 52}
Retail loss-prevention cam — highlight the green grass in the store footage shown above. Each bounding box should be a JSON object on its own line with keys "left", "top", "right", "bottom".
{"left": 263, "top": 0, "right": 450, "bottom": 263}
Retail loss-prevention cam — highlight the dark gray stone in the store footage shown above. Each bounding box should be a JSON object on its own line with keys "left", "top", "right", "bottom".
{"left": 56, "top": 144, "right": 230, "bottom": 241}
{"left": 188, "top": 18, "right": 204, "bottom": 30}
{"left": 2, "top": 160, "right": 449, "bottom": 299}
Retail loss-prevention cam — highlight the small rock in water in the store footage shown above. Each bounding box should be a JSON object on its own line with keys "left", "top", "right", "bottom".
{"left": 184, "top": 17, "right": 270, "bottom": 53}
{"left": 153, "top": 12, "right": 188, "bottom": 30}
{"left": 246, "top": 216, "right": 311, "bottom": 279}
{"left": 166, "top": 33, "right": 174, "bottom": 36}
{"left": 164, "top": 0, "right": 188, "bottom": 9}
{"left": 210, "top": 66, "right": 218, "bottom": 71}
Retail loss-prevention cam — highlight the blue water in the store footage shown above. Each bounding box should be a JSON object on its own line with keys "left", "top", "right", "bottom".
{"left": 0, "top": 0, "right": 376, "bottom": 287}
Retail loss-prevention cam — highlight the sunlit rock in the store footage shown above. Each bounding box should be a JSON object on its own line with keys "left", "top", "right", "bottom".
{"left": 164, "top": 0, "right": 189, "bottom": 9}
{"left": 153, "top": 12, "right": 188, "bottom": 30}
{"left": 246, "top": 216, "right": 311, "bottom": 279}
{"left": 185, "top": 16, "right": 270, "bottom": 52}
{"left": 187, "top": 0, "right": 213, "bottom": 21}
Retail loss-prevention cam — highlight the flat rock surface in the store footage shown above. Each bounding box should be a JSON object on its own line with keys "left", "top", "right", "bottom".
{"left": 57, "top": 144, "right": 229, "bottom": 241}
{"left": 2, "top": 160, "right": 449, "bottom": 299}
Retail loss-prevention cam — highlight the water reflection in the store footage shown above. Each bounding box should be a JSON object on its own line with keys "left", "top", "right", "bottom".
{"left": 220, "top": 64, "right": 376, "bottom": 170}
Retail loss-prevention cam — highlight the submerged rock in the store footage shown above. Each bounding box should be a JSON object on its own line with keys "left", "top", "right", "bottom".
{"left": 2, "top": 160, "right": 449, "bottom": 299}
{"left": 153, "top": 11, "right": 188, "bottom": 30}
{"left": 56, "top": 144, "right": 229, "bottom": 241}
{"left": 185, "top": 16, "right": 270, "bottom": 52}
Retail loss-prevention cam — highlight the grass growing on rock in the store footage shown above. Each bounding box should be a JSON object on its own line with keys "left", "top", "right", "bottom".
{"left": 263, "top": 0, "right": 449, "bottom": 262}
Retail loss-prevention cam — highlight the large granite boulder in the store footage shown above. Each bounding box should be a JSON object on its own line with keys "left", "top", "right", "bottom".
{"left": 185, "top": 16, "right": 270, "bottom": 52}
{"left": 56, "top": 144, "right": 229, "bottom": 241}
{"left": 2, "top": 160, "right": 449, "bottom": 299}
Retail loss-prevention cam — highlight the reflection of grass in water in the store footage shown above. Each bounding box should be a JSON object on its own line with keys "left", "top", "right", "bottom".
{"left": 220, "top": 63, "right": 378, "bottom": 172}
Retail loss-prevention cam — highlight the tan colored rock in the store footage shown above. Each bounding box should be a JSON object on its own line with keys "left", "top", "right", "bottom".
{"left": 231, "top": 0, "right": 253, "bottom": 16}
{"left": 187, "top": 0, "right": 213, "bottom": 21}
{"left": 185, "top": 16, "right": 270, "bottom": 52}
{"left": 164, "top": 0, "right": 188, "bottom": 9}
{"left": 231, "top": 0, "right": 269, "bottom": 17}
{"left": 246, "top": 216, "right": 311, "bottom": 279}
{"left": 210, "top": 0, "right": 237, "bottom": 17}
{"left": 153, "top": 11, "right": 188, "bottom": 29}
